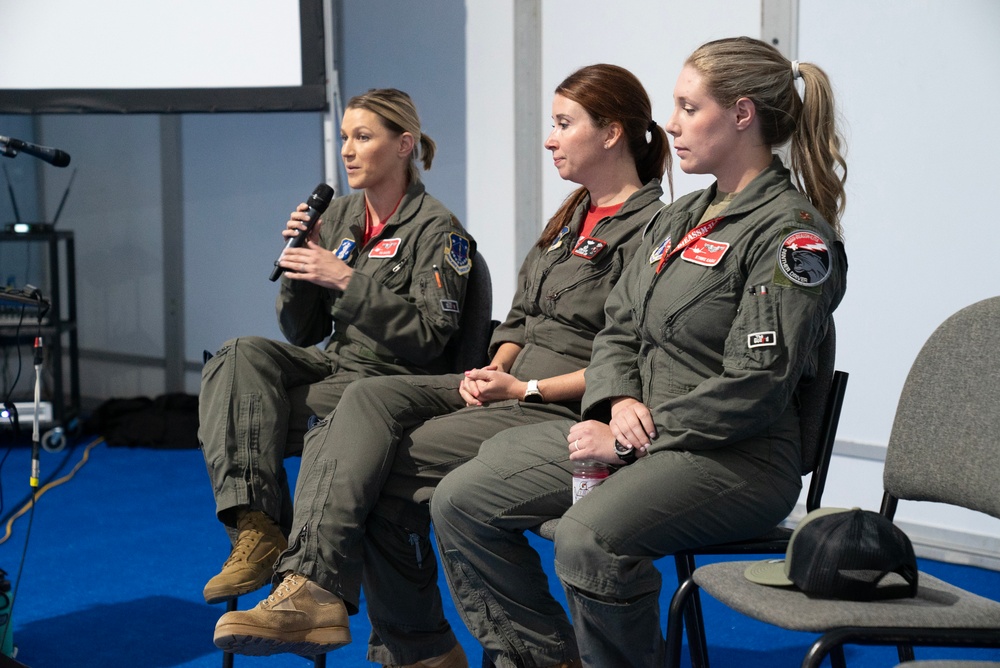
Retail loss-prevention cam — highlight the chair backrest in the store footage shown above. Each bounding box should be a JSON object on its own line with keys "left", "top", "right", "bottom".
{"left": 447, "top": 252, "right": 494, "bottom": 373}
{"left": 883, "top": 296, "right": 1000, "bottom": 520}
{"left": 796, "top": 318, "right": 849, "bottom": 510}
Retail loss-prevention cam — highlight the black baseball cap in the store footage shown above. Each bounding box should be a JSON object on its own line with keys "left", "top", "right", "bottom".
{"left": 744, "top": 507, "right": 919, "bottom": 601}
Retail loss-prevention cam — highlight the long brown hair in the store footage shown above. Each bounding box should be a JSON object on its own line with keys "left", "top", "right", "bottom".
{"left": 687, "top": 37, "right": 847, "bottom": 236}
{"left": 538, "top": 64, "right": 671, "bottom": 248}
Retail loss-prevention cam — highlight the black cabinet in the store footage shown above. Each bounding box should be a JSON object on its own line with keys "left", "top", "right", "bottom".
{"left": 0, "top": 229, "right": 80, "bottom": 448}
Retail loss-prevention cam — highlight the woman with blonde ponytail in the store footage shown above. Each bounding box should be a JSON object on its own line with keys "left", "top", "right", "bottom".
{"left": 433, "top": 37, "right": 848, "bottom": 666}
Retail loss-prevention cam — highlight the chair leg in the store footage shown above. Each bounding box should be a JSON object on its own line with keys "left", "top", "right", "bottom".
{"left": 896, "top": 644, "right": 915, "bottom": 662}
{"left": 665, "top": 577, "right": 701, "bottom": 668}
{"left": 222, "top": 597, "right": 238, "bottom": 668}
{"left": 803, "top": 630, "right": 850, "bottom": 668}
{"left": 313, "top": 654, "right": 327, "bottom": 667}
{"left": 673, "top": 554, "right": 709, "bottom": 668}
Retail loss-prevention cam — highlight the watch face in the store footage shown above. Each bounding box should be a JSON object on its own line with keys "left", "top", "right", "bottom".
{"left": 614, "top": 440, "right": 636, "bottom": 463}
{"left": 614, "top": 440, "right": 633, "bottom": 455}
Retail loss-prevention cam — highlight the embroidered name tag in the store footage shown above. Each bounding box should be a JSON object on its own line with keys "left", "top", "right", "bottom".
{"left": 369, "top": 238, "right": 402, "bottom": 258}
{"left": 681, "top": 237, "right": 730, "bottom": 267}
{"left": 441, "top": 299, "right": 460, "bottom": 313}
{"left": 748, "top": 331, "right": 777, "bottom": 348}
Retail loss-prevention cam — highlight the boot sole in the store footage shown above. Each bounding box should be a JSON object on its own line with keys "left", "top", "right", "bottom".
{"left": 203, "top": 577, "right": 270, "bottom": 605}
{"left": 214, "top": 623, "right": 351, "bottom": 657}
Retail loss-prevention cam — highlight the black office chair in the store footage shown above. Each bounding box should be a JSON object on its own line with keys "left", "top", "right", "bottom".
{"left": 666, "top": 297, "right": 1000, "bottom": 668}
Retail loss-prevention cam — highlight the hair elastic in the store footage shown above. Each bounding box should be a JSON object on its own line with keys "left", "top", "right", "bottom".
{"left": 647, "top": 120, "right": 658, "bottom": 132}
{"left": 791, "top": 60, "right": 802, "bottom": 80}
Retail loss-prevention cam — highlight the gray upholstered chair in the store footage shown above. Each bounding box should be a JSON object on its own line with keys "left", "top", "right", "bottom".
{"left": 672, "top": 320, "right": 847, "bottom": 668}
{"left": 666, "top": 296, "right": 1000, "bottom": 668}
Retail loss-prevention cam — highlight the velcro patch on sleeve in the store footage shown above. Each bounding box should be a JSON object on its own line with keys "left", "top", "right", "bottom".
{"left": 747, "top": 331, "right": 777, "bottom": 348}
{"left": 441, "top": 299, "right": 461, "bottom": 313}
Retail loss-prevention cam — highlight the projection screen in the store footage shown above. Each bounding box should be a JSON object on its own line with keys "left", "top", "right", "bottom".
{"left": 0, "top": 0, "right": 327, "bottom": 113}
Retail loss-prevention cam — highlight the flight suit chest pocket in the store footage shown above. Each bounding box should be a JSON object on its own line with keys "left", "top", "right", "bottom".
{"left": 366, "top": 243, "right": 413, "bottom": 290}
{"left": 658, "top": 270, "right": 738, "bottom": 345}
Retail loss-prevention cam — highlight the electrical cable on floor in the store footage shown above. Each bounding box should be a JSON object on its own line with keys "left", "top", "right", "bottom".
{"left": 0, "top": 435, "right": 103, "bottom": 657}
{"left": 0, "top": 436, "right": 104, "bottom": 545}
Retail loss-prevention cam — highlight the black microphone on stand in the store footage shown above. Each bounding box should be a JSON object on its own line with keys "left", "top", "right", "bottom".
{"left": 30, "top": 336, "right": 44, "bottom": 490}
{"left": 269, "top": 183, "right": 335, "bottom": 282}
{"left": 0, "top": 135, "right": 71, "bottom": 168}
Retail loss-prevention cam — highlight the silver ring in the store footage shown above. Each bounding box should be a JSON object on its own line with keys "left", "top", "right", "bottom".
{"left": 573, "top": 439, "right": 580, "bottom": 451}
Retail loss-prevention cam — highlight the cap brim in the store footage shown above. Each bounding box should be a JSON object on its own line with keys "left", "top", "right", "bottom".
{"left": 744, "top": 558, "right": 795, "bottom": 586}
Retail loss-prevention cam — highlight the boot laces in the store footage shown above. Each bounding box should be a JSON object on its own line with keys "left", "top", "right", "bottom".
{"left": 221, "top": 526, "right": 263, "bottom": 567}
{"left": 261, "top": 573, "right": 303, "bottom": 609}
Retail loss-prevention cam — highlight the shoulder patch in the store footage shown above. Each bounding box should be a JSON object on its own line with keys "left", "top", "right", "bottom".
{"left": 445, "top": 232, "right": 472, "bottom": 275}
{"left": 775, "top": 229, "right": 832, "bottom": 288}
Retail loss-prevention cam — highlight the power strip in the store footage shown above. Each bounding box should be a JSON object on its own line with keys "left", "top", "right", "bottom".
{"left": 0, "top": 401, "right": 54, "bottom": 427}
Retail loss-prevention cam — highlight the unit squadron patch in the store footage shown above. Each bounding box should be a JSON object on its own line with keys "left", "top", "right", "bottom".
{"left": 776, "top": 229, "right": 831, "bottom": 288}
{"left": 548, "top": 226, "right": 571, "bottom": 252}
{"left": 649, "top": 237, "right": 672, "bottom": 264}
{"left": 334, "top": 238, "right": 356, "bottom": 261}
{"left": 445, "top": 232, "right": 471, "bottom": 275}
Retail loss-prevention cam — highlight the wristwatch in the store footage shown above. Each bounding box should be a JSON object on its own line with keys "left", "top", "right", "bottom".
{"left": 523, "top": 379, "right": 545, "bottom": 403}
{"left": 614, "top": 440, "right": 638, "bottom": 464}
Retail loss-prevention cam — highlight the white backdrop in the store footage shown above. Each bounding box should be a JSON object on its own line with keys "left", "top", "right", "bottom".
{"left": 465, "top": 0, "right": 1000, "bottom": 565}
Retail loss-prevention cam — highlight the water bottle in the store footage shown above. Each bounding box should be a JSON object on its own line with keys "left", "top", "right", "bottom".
{"left": 572, "top": 460, "right": 610, "bottom": 504}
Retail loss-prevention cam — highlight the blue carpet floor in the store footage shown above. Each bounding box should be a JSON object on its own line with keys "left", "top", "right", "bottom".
{"left": 0, "top": 436, "right": 998, "bottom": 667}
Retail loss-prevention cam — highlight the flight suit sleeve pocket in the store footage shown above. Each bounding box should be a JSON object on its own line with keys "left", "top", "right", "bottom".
{"left": 727, "top": 287, "right": 782, "bottom": 371}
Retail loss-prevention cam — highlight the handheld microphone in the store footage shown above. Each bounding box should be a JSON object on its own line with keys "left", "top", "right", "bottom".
{"left": 0, "top": 135, "right": 71, "bottom": 168}
{"left": 269, "top": 183, "right": 335, "bottom": 281}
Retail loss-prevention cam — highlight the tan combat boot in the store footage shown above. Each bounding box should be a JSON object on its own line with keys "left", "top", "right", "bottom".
{"left": 214, "top": 572, "right": 351, "bottom": 656}
{"left": 203, "top": 509, "right": 287, "bottom": 604}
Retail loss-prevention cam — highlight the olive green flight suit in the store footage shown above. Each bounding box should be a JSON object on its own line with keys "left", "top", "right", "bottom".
{"left": 199, "top": 179, "right": 474, "bottom": 537}
{"left": 432, "top": 158, "right": 848, "bottom": 667}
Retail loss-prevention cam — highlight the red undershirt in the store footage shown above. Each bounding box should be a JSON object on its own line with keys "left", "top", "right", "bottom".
{"left": 363, "top": 194, "right": 404, "bottom": 245}
{"left": 580, "top": 202, "right": 624, "bottom": 239}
